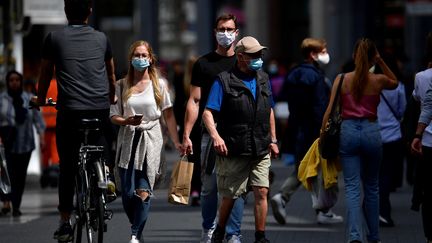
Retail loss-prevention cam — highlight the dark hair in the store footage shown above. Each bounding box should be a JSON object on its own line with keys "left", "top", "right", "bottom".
{"left": 214, "top": 13, "right": 237, "bottom": 30}
{"left": 64, "top": 0, "right": 91, "bottom": 22}
{"left": 5, "top": 70, "right": 23, "bottom": 90}
{"left": 352, "top": 38, "right": 377, "bottom": 102}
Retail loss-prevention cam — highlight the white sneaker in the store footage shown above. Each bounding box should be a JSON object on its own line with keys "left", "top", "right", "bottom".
{"left": 227, "top": 234, "right": 242, "bottom": 243}
{"left": 270, "top": 193, "right": 287, "bottom": 225}
{"left": 317, "top": 210, "right": 343, "bottom": 224}
{"left": 129, "top": 235, "right": 140, "bottom": 243}
{"left": 200, "top": 228, "right": 214, "bottom": 243}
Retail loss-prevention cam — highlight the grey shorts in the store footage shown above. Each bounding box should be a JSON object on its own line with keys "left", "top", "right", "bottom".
{"left": 215, "top": 153, "right": 271, "bottom": 198}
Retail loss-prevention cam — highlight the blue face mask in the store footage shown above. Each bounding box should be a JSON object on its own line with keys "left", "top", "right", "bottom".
{"left": 249, "top": 58, "right": 263, "bottom": 71}
{"left": 131, "top": 57, "right": 150, "bottom": 71}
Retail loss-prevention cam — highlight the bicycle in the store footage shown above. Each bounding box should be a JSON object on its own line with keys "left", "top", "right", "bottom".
{"left": 72, "top": 118, "right": 113, "bottom": 243}
{"left": 30, "top": 99, "right": 113, "bottom": 243}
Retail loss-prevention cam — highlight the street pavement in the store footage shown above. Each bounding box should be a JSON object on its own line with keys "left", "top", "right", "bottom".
{"left": 0, "top": 149, "right": 426, "bottom": 243}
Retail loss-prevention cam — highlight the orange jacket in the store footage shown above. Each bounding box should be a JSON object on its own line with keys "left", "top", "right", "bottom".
{"left": 40, "top": 79, "right": 58, "bottom": 128}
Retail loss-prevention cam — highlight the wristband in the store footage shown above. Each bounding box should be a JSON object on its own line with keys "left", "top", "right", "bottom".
{"left": 414, "top": 134, "right": 422, "bottom": 139}
{"left": 271, "top": 139, "right": 278, "bottom": 144}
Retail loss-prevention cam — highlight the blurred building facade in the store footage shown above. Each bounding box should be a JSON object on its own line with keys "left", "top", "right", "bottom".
{"left": 0, "top": 0, "right": 431, "bottom": 84}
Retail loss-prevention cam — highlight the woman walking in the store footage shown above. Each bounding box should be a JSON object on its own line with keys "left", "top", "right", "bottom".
{"left": 321, "top": 38, "right": 398, "bottom": 243}
{"left": 110, "top": 40, "right": 182, "bottom": 243}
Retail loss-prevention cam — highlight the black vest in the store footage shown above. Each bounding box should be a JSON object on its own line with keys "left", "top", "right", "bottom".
{"left": 217, "top": 69, "right": 272, "bottom": 156}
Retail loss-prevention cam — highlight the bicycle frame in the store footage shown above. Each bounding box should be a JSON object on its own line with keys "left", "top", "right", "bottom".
{"left": 72, "top": 120, "right": 110, "bottom": 243}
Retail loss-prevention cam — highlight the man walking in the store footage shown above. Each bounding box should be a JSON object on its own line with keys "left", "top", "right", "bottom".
{"left": 270, "top": 38, "right": 343, "bottom": 225}
{"left": 203, "top": 36, "right": 279, "bottom": 243}
{"left": 182, "top": 14, "right": 244, "bottom": 243}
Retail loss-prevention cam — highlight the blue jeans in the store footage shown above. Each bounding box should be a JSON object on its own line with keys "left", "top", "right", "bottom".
{"left": 119, "top": 132, "right": 151, "bottom": 239}
{"left": 200, "top": 133, "right": 244, "bottom": 238}
{"left": 340, "top": 119, "right": 382, "bottom": 242}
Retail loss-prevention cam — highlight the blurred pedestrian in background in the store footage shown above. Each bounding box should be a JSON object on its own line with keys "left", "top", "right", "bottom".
{"left": 271, "top": 38, "right": 343, "bottom": 225}
{"left": 110, "top": 40, "right": 182, "bottom": 243}
{"left": 181, "top": 13, "right": 244, "bottom": 243}
{"left": 0, "top": 70, "right": 45, "bottom": 217}
{"left": 322, "top": 38, "right": 397, "bottom": 243}
{"left": 376, "top": 56, "right": 406, "bottom": 228}
{"left": 410, "top": 31, "right": 432, "bottom": 243}
{"left": 203, "top": 36, "right": 278, "bottom": 243}
{"left": 39, "top": 78, "right": 59, "bottom": 188}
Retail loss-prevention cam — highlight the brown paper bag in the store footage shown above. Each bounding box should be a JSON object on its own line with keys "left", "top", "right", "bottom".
{"left": 168, "top": 156, "right": 194, "bottom": 205}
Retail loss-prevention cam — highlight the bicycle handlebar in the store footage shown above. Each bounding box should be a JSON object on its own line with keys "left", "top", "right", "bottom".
{"left": 29, "top": 98, "right": 56, "bottom": 108}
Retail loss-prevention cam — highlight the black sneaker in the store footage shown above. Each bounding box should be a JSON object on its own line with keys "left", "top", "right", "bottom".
{"left": 210, "top": 226, "right": 225, "bottom": 243}
{"left": 53, "top": 222, "right": 73, "bottom": 242}
{"left": 254, "top": 238, "right": 270, "bottom": 243}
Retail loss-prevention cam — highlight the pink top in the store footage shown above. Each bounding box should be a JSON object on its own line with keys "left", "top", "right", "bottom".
{"left": 341, "top": 93, "right": 380, "bottom": 119}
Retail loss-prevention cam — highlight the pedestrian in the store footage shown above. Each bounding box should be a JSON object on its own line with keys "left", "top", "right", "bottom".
{"left": 39, "top": 78, "right": 60, "bottom": 188}
{"left": 181, "top": 13, "right": 245, "bottom": 243}
{"left": 410, "top": 31, "right": 432, "bottom": 243}
{"left": 270, "top": 38, "right": 343, "bottom": 225}
{"left": 322, "top": 38, "right": 398, "bottom": 243}
{"left": 0, "top": 70, "right": 46, "bottom": 217}
{"left": 110, "top": 40, "right": 182, "bottom": 243}
{"left": 34, "top": 0, "right": 116, "bottom": 241}
{"left": 376, "top": 58, "right": 406, "bottom": 228}
{"left": 203, "top": 36, "right": 279, "bottom": 243}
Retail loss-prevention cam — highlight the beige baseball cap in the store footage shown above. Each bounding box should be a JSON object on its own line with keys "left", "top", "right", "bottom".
{"left": 235, "top": 36, "right": 267, "bottom": 53}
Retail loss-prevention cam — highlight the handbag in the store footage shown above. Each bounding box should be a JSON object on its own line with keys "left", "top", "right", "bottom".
{"left": 319, "top": 74, "right": 345, "bottom": 159}
{"left": 167, "top": 155, "right": 194, "bottom": 205}
{"left": 0, "top": 145, "right": 11, "bottom": 194}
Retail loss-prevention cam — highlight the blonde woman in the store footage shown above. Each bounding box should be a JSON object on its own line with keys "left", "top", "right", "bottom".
{"left": 110, "top": 40, "right": 182, "bottom": 243}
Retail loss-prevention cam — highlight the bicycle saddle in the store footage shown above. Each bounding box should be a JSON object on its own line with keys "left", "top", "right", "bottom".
{"left": 79, "top": 118, "right": 101, "bottom": 130}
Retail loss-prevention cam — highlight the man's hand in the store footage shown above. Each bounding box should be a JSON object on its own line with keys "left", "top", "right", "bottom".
{"left": 411, "top": 138, "right": 422, "bottom": 155}
{"left": 213, "top": 136, "right": 228, "bottom": 156}
{"left": 182, "top": 136, "right": 193, "bottom": 155}
{"left": 269, "top": 143, "right": 279, "bottom": 158}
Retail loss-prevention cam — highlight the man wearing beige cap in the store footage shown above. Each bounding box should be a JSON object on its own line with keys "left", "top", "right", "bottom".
{"left": 203, "top": 36, "right": 279, "bottom": 243}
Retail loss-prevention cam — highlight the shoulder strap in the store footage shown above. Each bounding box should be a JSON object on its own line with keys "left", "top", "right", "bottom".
{"left": 331, "top": 73, "right": 344, "bottom": 113}
{"left": 380, "top": 92, "right": 400, "bottom": 121}
{"left": 119, "top": 79, "right": 124, "bottom": 115}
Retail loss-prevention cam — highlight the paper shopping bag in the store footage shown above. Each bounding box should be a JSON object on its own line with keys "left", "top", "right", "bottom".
{"left": 168, "top": 156, "right": 194, "bottom": 205}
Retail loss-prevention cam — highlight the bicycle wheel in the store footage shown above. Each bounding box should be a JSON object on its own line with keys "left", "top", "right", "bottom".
{"left": 85, "top": 183, "right": 104, "bottom": 243}
{"left": 73, "top": 177, "right": 84, "bottom": 243}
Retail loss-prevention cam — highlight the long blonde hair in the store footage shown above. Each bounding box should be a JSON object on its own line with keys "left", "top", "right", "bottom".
{"left": 123, "top": 40, "right": 163, "bottom": 108}
{"left": 352, "top": 38, "right": 377, "bottom": 102}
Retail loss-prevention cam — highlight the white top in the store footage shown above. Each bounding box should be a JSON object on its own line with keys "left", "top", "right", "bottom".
{"left": 413, "top": 68, "right": 432, "bottom": 147}
{"left": 110, "top": 78, "right": 173, "bottom": 122}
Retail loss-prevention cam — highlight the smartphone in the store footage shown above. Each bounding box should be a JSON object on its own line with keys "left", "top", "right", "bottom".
{"left": 134, "top": 114, "right": 144, "bottom": 119}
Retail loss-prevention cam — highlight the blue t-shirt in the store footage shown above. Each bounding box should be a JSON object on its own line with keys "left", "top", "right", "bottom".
{"left": 206, "top": 77, "right": 275, "bottom": 112}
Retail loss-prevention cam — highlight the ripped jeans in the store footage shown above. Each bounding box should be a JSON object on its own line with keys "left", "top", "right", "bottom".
{"left": 119, "top": 130, "right": 152, "bottom": 241}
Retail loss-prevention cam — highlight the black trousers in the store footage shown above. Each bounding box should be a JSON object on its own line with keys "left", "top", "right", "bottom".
{"left": 420, "top": 146, "right": 432, "bottom": 240}
{"left": 56, "top": 109, "right": 110, "bottom": 213}
{"left": 379, "top": 139, "right": 404, "bottom": 220}
{"left": 2, "top": 152, "right": 32, "bottom": 210}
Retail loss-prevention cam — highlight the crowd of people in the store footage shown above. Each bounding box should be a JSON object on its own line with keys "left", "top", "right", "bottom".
{"left": 0, "top": 0, "right": 432, "bottom": 243}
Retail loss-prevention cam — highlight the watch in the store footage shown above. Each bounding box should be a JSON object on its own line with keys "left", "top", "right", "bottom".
{"left": 271, "top": 139, "right": 278, "bottom": 144}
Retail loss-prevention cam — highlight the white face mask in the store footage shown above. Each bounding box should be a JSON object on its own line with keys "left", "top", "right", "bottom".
{"left": 316, "top": 53, "right": 330, "bottom": 65}
{"left": 216, "top": 31, "right": 236, "bottom": 48}
{"left": 369, "top": 65, "right": 376, "bottom": 73}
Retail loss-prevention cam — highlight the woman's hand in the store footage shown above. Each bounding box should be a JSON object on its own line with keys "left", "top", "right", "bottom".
{"left": 124, "top": 116, "right": 142, "bottom": 126}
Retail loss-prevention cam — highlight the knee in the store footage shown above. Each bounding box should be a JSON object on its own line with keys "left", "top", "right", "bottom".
{"left": 135, "top": 189, "right": 150, "bottom": 202}
{"left": 254, "top": 187, "right": 268, "bottom": 201}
